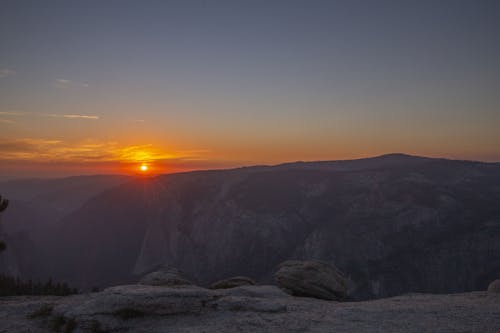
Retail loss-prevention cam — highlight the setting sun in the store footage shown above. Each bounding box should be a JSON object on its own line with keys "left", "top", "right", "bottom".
{"left": 140, "top": 164, "right": 148, "bottom": 172}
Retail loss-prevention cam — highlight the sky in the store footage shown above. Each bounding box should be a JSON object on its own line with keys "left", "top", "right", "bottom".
{"left": 1, "top": 0, "right": 499, "bottom": 178}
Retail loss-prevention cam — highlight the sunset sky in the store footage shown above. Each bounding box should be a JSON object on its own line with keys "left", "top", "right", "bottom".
{"left": 1, "top": 0, "right": 499, "bottom": 179}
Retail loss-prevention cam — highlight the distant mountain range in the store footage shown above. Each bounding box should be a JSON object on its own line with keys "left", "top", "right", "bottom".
{"left": 1, "top": 154, "right": 499, "bottom": 299}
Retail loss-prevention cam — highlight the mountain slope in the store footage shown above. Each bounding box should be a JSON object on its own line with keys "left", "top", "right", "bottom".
{"left": 0, "top": 175, "right": 129, "bottom": 277}
{"left": 46, "top": 155, "right": 500, "bottom": 299}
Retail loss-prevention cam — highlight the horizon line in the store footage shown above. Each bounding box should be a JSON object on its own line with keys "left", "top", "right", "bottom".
{"left": 2, "top": 152, "right": 499, "bottom": 182}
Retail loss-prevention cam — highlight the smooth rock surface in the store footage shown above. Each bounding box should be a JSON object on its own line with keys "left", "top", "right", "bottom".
{"left": 274, "top": 260, "right": 348, "bottom": 300}
{"left": 1, "top": 290, "right": 499, "bottom": 332}
{"left": 210, "top": 276, "right": 255, "bottom": 289}
{"left": 49, "top": 285, "right": 290, "bottom": 332}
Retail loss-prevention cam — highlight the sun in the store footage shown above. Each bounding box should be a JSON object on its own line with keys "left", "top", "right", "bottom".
{"left": 140, "top": 164, "right": 148, "bottom": 172}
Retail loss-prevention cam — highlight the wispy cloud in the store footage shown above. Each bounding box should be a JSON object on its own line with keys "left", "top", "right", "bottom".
{"left": 0, "top": 111, "right": 27, "bottom": 116}
{"left": 55, "top": 79, "right": 90, "bottom": 88}
{"left": 0, "top": 111, "right": 27, "bottom": 124}
{"left": 54, "top": 78, "right": 72, "bottom": 88}
{"left": 0, "top": 68, "right": 16, "bottom": 78}
{"left": 47, "top": 114, "right": 99, "bottom": 120}
{"left": 0, "top": 111, "right": 99, "bottom": 120}
{"left": 0, "top": 139, "right": 205, "bottom": 164}
{"left": 0, "top": 139, "right": 62, "bottom": 160}
{"left": 115, "top": 144, "right": 175, "bottom": 162}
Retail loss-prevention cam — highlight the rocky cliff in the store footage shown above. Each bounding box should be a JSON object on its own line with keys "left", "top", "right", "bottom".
{"left": 45, "top": 154, "right": 500, "bottom": 299}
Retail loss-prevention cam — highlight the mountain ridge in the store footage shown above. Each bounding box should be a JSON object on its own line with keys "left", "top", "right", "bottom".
{"left": 2, "top": 154, "right": 499, "bottom": 299}
{"left": 47, "top": 154, "right": 500, "bottom": 299}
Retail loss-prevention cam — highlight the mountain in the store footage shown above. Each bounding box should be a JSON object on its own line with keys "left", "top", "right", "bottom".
{"left": 0, "top": 175, "right": 129, "bottom": 277}
{"left": 26, "top": 154, "right": 499, "bottom": 299}
{"left": 0, "top": 175, "right": 130, "bottom": 224}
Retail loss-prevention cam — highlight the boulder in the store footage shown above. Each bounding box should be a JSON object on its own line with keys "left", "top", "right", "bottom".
{"left": 274, "top": 260, "right": 348, "bottom": 301}
{"left": 138, "top": 267, "right": 191, "bottom": 286}
{"left": 487, "top": 279, "right": 500, "bottom": 293}
{"left": 210, "top": 276, "right": 255, "bottom": 289}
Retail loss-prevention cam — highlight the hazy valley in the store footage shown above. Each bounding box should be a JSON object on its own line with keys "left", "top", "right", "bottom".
{"left": 2, "top": 154, "right": 499, "bottom": 301}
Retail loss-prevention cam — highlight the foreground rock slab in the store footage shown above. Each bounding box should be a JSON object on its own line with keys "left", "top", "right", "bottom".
{"left": 274, "top": 260, "right": 348, "bottom": 300}
{"left": 1, "top": 288, "right": 499, "bottom": 332}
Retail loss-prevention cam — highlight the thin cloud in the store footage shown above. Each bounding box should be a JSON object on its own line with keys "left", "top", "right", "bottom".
{"left": 55, "top": 79, "right": 71, "bottom": 88}
{"left": 0, "top": 138, "right": 210, "bottom": 166}
{"left": 46, "top": 114, "right": 99, "bottom": 120}
{"left": 55, "top": 79, "right": 89, "bottom": 88}
{"left": 0, "top": 119, "right": 15, "bottom": 124}
{"left": 0, "top": 139, "right": 181, "bottom": 163}
{"left": 0, "top": 111, "right": 27, "bottom": 116}
{"left": 0, "top": 139, "right": 112, "bottom": 161}
{"left": 0, "top": 138, "right": 61, "bottom": 154}
{"left": 116, "top": 144, "right": 175, "bottom": 162}
{"left": 0, "top": 68, "right": 16, "bottom": 78}
{"left": 0, "top": 111, "right": 99, "bottom": 121}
